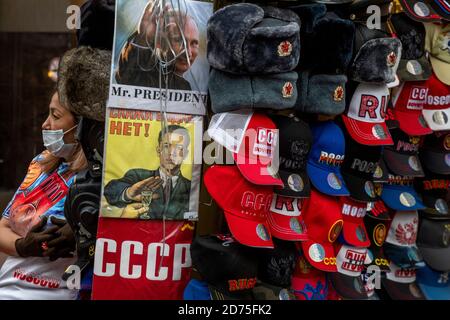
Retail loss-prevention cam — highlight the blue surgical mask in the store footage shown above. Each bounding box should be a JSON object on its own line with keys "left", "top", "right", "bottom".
{"left": 42, "top": 125, "right": 78, "bottom": 159}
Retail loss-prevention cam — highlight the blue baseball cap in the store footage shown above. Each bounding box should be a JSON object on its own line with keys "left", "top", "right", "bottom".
{"left": 381, "top": 184, "right": 426, "bottom": 211}
{"left": 183, "top": 279, "right": 212, "bottom": 300}
{"left": 307, "top": 121, "right": 349, "bottom": 196}
{"left": 417, "top": 265, "right": 450, "bottom": 300}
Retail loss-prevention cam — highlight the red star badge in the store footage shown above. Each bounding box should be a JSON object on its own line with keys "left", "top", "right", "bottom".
{"left": 278, "top": 41, "right": 292, "bottom": 57}
{"left": 333, "top": 86, "right": 344, "bottom": 102}
{"left": 282, "top": 82, "right": 294, "bottom": 98}
{"left": 387, "top": 52, "right": 397, "bottom": 66}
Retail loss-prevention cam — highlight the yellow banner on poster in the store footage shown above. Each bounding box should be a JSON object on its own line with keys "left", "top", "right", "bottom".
{"left": 101, "top": 108, "right": 203, "bottom": 221}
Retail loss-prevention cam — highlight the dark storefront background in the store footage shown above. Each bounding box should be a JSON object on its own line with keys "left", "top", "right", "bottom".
{"left": 0, "top": 0, "right": 84, "bottom": 197}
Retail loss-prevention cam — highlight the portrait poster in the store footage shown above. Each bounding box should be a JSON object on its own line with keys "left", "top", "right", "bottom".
{"left": 92, "top": 217, "right": 194, "bottom": 300}
{"left": 100, "top": 107, "right": 203, "bottom": 221}
{"left": 108, "top": 0, "right": 212, "bottom": 115}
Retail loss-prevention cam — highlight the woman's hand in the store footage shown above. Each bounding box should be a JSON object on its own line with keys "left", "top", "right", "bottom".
{"left": 14, "top": 217, "right": 59, "bottom": 258}
{"left": 43, "top": 217, "right": 76, "bottom": 261}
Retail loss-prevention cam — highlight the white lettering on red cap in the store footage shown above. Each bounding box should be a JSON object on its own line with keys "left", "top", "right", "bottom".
{"left": 407, "top": 86, "right": 428, "bottom": 110}
{"left": 342, "top": 203, "right": 366, "bottom": 218}
{"left": 252, "top": 128, "right": 277, "bottom": 158}
{"left": 426, "top": 94, "right": 450, "bottom": 106}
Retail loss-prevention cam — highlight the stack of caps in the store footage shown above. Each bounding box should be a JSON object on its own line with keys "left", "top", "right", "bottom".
{"left": 206, "top": 112, "right": 313, "bottom": 248}
{"left": 199, "top": 0, "right": 450, "bottom": 300}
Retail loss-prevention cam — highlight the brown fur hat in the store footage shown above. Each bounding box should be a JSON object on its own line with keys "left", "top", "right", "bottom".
{"left": 57, "top": 46, "right": 111, "bottom": 122}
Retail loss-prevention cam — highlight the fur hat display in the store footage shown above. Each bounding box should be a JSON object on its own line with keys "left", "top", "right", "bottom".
{"left": 207, "top": 3, "right": 300, "bottom": 74}
{"left": 57, "top": 46, "right": 111, "bottom": 122}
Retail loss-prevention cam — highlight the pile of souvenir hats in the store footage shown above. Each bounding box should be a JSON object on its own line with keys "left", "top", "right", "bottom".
{"left": 186, "top": 0, "right": 450, "bottom": 300}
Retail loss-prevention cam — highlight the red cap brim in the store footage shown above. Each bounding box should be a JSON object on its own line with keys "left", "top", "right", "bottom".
{"left": 342, "top": 115, "right": 393, "bottom": 146}
{"left": 233, "top": 153, "right": 284, "bottom": 186}
{"left": 394, "top": 110, "right": 433, "bottom": 136}
{"left": 342, "top": 219, "right": 371, "bottom": 248}
{"left": 224, "top": 211, "right": 274, "bottom": 248}
{"left": 301, "top": 241, "right": 337, "bottom": 272}
{"left": 267, "top": 211, "right": 308, "bottom": 241}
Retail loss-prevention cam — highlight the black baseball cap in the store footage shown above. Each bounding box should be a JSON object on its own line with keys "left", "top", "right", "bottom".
{"left": 252, "top": 282, "right": 296, "bottom": 300}
{"left": 364, "top": 213, "right": 392, "bottom": 272}
{"left": 417, "top": 216, "right": 450, "bottom": 272}
{"left": 419, "top": 132, "right": 450, "bottom": 175}
{"left": 373, "top": 158, "right": 390, "bottom": 183}
{"left": 340, "top": 126, "right": 382, "bottom": 202}
{"left": 429, "top": 0, "right": 450, "bottom": 21}
{"left": 380, "top": 262, "right": 425, "bottom": 300}
{"left": 190, "top": 235, "right": 257, "bottom": 300}
{"left": 383, "top": 128, "right": 425, "bottom": 177}
{"left": 256, "top": 238, "right": 298, "bottom": 288}
{"left": 270, "top": 114, "right": 313, "bottom": 198}
{"left": 415, "top": 169, "right": 450, "bottom": 217}
{"left": 388, "top": 13, "right": 432, "bottom": 81}
{"left": 398, "top": 0, "right": 442, "bottom": 22}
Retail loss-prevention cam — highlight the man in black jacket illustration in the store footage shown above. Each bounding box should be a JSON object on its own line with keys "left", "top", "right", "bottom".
{"left": 104, "top": 124, "right": 191, "bottom": 220}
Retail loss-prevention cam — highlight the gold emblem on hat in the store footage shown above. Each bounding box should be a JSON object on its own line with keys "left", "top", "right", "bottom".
{"left": 278, "top": 41, "right": 293, "bottom": 57}
{"left": 373, "top": 223, "right": 386, "bottom": 247}
{"left": 444, "top": 134, "right": 450, "bottom": 150}
{"left": 282, "top": 82, "right": 294, "bottom": 98}
{"left": 409, "top": 136, "right": 420, "bottom": 145}
{"left": 333, "top": 85, "right": 344, "bottom": 102}
{"left": 387, "top": 51, "right": 397, "bottom": 67}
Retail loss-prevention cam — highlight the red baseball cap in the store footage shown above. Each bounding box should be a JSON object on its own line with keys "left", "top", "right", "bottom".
{"left": 208, "top": 111, "right": 283, "bottom": 186}
{"left": 422, "top": 72, "right": 450, "bottom": 131}
{"left": 342, "top": 82, "right": 393, "bottom": 146}
{"left": 267, "top": 194, "right": 308, "bottom": 241}
{"left": 300, "top": 189, "right": 344, "bottom": 272}
{"left": 204, "top": 165, "right": 274, "bottom": 248}
{"left": 339, "top": 197, "right": 371, "bottom": 247}
{"left": 392, "top": 81, "right": 433, "bottom": 136}
{"left": 234, "top": 113, "right": 283, "bottom": 186}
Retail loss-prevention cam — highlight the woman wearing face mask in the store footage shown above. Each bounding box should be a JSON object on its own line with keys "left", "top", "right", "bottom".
{"left": 0, "top": 91, "right": 87, "bottom": 300}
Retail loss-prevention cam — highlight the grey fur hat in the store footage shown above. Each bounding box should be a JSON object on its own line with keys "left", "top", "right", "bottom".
{"left": 207, "top": 3, "right": 300, "bottom": 74}
{"left": 295, "top": 71, "right": 347, "bottom": 115}
{"left": 209, "top": 69, "right": 298, "bottom": 113}
{"left": 350, "top": 25, "right": 402, "bottom": 83}
{"left": 57, "top": 46, "right": 111, "bottom": 122}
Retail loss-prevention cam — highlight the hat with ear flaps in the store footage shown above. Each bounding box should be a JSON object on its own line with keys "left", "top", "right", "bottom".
{"left": 350, "top": 24, "right": 402, "bottom": 83}
{"left": 207, "top": 3, "right": 301, "bottom": 74}
{"left": 57, "top": 46, "right": 111, "bottom": 122}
